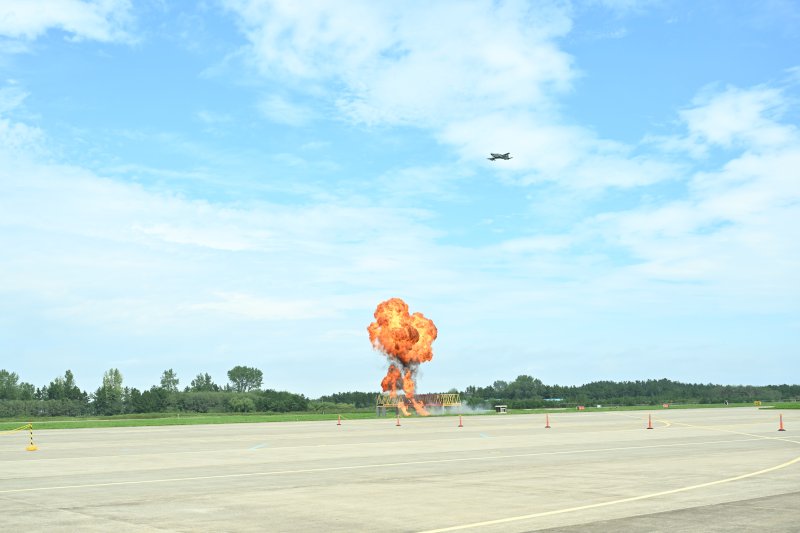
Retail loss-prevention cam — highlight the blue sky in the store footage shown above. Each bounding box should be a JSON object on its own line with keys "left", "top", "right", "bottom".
{"left": 1, "top": 0, "right": 798, "bottom": 397}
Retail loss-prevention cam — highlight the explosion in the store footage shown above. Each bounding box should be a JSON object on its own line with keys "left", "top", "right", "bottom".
{"left": 368, "top": 298, "right": 437, "bottom": 416}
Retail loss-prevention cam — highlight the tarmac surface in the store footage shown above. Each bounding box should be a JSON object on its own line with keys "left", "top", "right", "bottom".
{"left": 0, "top": 407, "right": 798, "bottom": 532}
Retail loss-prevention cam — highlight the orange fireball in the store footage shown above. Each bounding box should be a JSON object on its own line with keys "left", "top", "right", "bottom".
{"left": 368, "top": 298, "right": 437, "bottom": 416}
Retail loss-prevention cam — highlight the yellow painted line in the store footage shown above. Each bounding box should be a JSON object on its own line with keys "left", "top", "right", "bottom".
{"left": 417, "top": 453, "right": 800, "bottom": 532}
{"left": 417, "top": 418, "right": 800, "bottom": 532}
{"left": 0, "top": 424, "right": 31, "bottom": 435}
{"left": 0, "top": 436, "right": 768, "bottom": 494}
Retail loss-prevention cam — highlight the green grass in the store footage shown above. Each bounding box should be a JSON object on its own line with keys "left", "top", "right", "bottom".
{"left": 0, "top": 402, "right": 778, "bottom": 432}
{"left": 0, "top": 411, "right": 378, "bottom": 431}
{"left": 768, "top": 402, "right": 800, "bottom": 409}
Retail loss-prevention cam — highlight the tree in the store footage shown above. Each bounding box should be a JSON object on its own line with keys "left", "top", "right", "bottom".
{"left": 124, "top": 387, "right": 141, "bottom": 413}
{"left": 159, "top": 369, "right": 179, "bottom": 393}
{"left": 46, "top": 370, "right": 85, "bottom": 401}
{"left": 0, "top": 370, "right": 20, "bottom": 400}
{"left": 227, "top": 366, "right": 263, "bottom": 393}
{"left": 491, "top": 380, "right": 508, "bottom": 398}
{"left": 507, "top": 375, "right": 544, "bottom": 399}
{"left": 227, "top": 395, "right": 256, "bottom": 412}
{"left": 0, "top": 370, "right": 34, "bottom": 400}
{"left": 94, "top": 368, "right": 124, "bottom": 415}
{"left": 258, "top": 389, "right": 308, "bottom": 412}
{"left": 135, "top": 387, "right": 169, "bottom": 413}
{"left": 188, "top": 372, "right": 219, "bottom": 392}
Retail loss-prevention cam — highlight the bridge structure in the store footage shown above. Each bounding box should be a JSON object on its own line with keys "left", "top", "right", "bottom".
{"left": 375, "top": 392, "right": 461, "bottom": 416}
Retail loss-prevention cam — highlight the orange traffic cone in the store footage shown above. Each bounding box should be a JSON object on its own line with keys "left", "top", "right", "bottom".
{"left": 779, "top": 414, "right": 786, "bottom": 432}
{"left": 646, "top": 414, "right": 654, "bottom": 430}
{"left": 396, "top": 415, "right": 401, "bottom": 427}
{"left": 545, "top": 414, "right": 551, "bottom": 429}
{"left": 458, "top": 415, "right": 463, "bottom": 428}
{"left": 337, "top": 414, "right": 341, "bottom": 426}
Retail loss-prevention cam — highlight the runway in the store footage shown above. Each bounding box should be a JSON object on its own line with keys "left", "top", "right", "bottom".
{"left": 1, "top": 408, "right": 797, "bottom": 532}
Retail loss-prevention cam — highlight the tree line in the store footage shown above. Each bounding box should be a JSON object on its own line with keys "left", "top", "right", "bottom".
{"left": 2, "top": 368, "right": 798, "bottom": 418}
{"left": 0, "top": 366, "right": 307, "bottom": 417}
{"left": 459, "top": 375, "right": 800, "bottom": 408}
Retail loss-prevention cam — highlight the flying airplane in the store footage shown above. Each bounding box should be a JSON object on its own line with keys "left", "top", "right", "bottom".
{"left": 488, "top": 152, "right": 512, "bottom": 161}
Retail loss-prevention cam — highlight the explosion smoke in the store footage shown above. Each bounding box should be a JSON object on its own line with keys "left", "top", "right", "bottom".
{"left": 368, "top": 297, "right": 437, "bottom": 416}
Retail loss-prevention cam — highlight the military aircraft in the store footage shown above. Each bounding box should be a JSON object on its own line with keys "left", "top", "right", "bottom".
{"left": 487, "top": 152, "right": 512, "bottom": 161}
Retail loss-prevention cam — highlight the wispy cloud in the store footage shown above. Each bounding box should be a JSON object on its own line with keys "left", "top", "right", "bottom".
{"left": 257, "top": 94, "right": 315, "bottom": 126}
{"left": 1, "top": 2, "right": 797, "bottom": 393}
{"left": 187, "top": 292, "right": 340, "bottom": 320}
{"left": 679, "top": 85, "right": 795, "bottom": 151}
{"left": 0, "top": 82, "right": 27, "bottom": 112}
{"left": 0, "top": 82, "right": 44, "bottom": 154}
{"left": 225, "top": 1, "right": 574, "bottom": 125}
{"left": 591, "top": 84, "right": 800, "bottom": 309}
{"left": 0, "top": 0, "right": 135, "bottom": 43}
{"left": 195, "top": 109, "right": 232, "bottom": 125}
{"left": 224, "top": 1, "right": 685, "bottom": 191}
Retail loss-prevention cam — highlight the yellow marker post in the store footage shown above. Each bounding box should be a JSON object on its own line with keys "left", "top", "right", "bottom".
{"left": 26, "top": 423, "right": 37, "bottom": 451}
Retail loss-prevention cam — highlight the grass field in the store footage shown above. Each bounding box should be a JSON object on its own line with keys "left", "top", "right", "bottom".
{"left": 0, "top": 411, "right": 378, "bottom": 431}
{"left": 2, "top": 401, "right": 792, "bottom": 431}
{"left": 771, "top": 402, "right": 800, "bottom": 409}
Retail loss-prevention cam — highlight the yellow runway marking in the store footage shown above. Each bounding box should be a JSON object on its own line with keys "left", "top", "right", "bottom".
{"left": 418, "top": 417, "right": 800, "bottom": 532}
{"left": 418, "top": 452, "right": 800, "bottom": 532}
{"left": 0, "top": 437, "right": 771, "bottom": 494}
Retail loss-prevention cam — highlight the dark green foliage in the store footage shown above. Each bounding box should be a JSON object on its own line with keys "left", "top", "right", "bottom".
{"left": 0, "top": 369, "right": 36, "bottom": 400}
{"left": 159, "top": 369, "right": 179, "bottom": 393}
{"left": 187, "top": 373, "right": 220, "bottom": 392}
{"left": 227, "top": 395, "right": 256, "bottom": 413}
{"left": 0, "top": 399, "right": 92, "bottom": 417}
{"left": 461, "top": 376, "right": 800, "bottom": 406}
{"left": 2, "top": 366, "right": 798, "bottom": 419}
{"left": 226, "top": 366, "right": 263, "bottom": 393}
{"left": 127, "top": 387, "right": 171, "bottom": 413}
{"left": 255, "top": 389, "right": 309, "bottom": 412}
{"left": 44, "top": 370, "right": 87, "bottom": 402}
{"left": 177, "top": 392, "right": 228, "bottom": 413}
{"left": 93, "top": 368, "right": 124, "bottom": 415}
{"left": 317, "top": 391, "right": 374, "bottom": 408}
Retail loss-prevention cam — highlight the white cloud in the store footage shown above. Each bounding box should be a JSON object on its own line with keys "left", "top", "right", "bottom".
{"left": 0, "top": 83, "right": 44, "bottom": 155}
{"left": 495, "top": 235, "right": 573, "bottom": 254}
{"left": 225, "top": 0, "right": 574, "bottom": 126}
{"left": 0, "top": 154, "right": 429, "bottom": 260}
{"left": 590, "top": 85, "right": 800, "bottom": 309}
{"left": 195, "top": 110, "right": 232, "bottom": 124}
{"left": 257, "top": 94, "right": 315, "bottom": 126}
{"left": 225, "top": 1, "right": 685, "bottom": 190}
{"left": 584, "top": 0, "right": 663, "bottom": 14}
{"left": 187, "top": 292, "right": 339, "bottom": 320}
{"left": 218, "top": 3, "right": 799, "bottom": 324}
{"left": 2, "top": 4, "right": 797, "bottom": 391}
{"left": 0, "top": 0, "right": 134, "bottom": 43}
{"left": 0, "top": 83, "right": 27, "bottom": 112}
{"left": 0, "top": 117, "right": 43, "bottom": 154}
{"left": 679, "top": 85, "right": 796, "bottom": 151}
{"left": 375, "top": 165, "right": 472, "bottom": 200}
{"left": 442, "top": 113, "right": 680, "bottom": 188}
{"left": 0, "top": 135, "right": 451, "bottom": 331}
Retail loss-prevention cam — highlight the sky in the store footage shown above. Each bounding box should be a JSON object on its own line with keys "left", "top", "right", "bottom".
{"left": 1, "top": 0, "right": 798, "bottom": 398}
